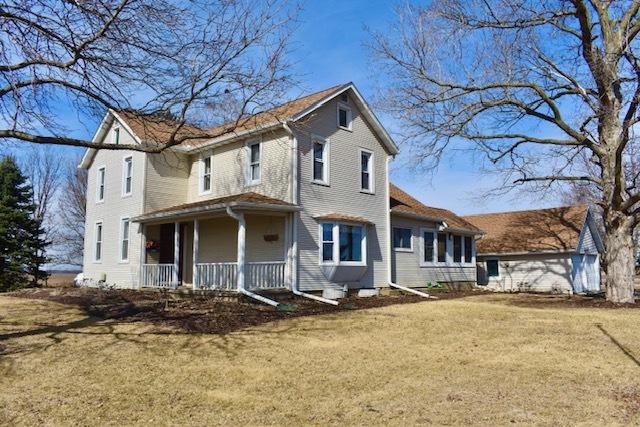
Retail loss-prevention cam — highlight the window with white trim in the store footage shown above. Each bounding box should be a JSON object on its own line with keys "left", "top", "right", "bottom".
{"left": 122, "top": 156, "right": 132, "bottom": 196}
{"left": 423, "top": 230, "right": 435, "bottom": 262}
{"left": 199, "top": 154, "right": 212, "bottom": 194}
{"left": 321, "top": 223, "right": 334, "bottom": 262}
{"left": 247, "top": 141, "right": 261, "bottom": 185}
{"left": 360, "top": 149, "right": 373, "bottom": 192}
{"left": 437, "top": 232, "right": 447, "bottom": 263}
{"left": 96, "top": 166, "right": 105, "bottom": 202}
{"left": 94, "top": 222, "right": 103, "bottom": 262}
{"left": 113, "top": 126, "right": 120, "bottom": 144}
{"left": 487, "top": 259, "right": 500, "bottom": 277}
{"left": 464, "top": 236, "right": 474, "bottom": 264}
{"left": 120, "top": 218, "right": 130, "bottom": 262}
{"left": 320, "top": 222, "right": 366, "bottom": 265}
{"left": 337, "top": 103, "right": 352, "bottom": 130}
{"left": 453, "top": 235, "right": 462, "bottom": 263}
{"left": 393, "top": 227, "right": 412, "bottom": 251}
{"left": 312, "top": 139, "right": 328, "bottom": 184}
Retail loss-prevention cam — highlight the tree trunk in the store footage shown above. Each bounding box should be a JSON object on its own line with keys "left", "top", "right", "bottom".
{"left": 604, "top": 222, "right": 636, "bottom": 303}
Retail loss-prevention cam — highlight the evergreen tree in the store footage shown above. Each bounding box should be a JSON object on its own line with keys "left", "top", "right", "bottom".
{"left": 0, "top": 156, "right": 49, "bottom": 291}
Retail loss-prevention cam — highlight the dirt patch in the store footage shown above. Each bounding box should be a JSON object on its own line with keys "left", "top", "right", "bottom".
{"left": 615, "top": 385, "right": 640, "bottom": 421}
{"left": 7, "top": 287, "right": 481, "bottom": 334}
{"left": 491, "top": 292, "right": 640, "bottom": 310}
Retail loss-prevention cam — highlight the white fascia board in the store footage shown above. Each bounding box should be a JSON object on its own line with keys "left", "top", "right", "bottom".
{"left": 291, "top": 83, "right": 399, "bottom": 155}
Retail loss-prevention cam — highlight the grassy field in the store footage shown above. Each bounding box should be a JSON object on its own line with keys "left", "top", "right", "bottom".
{"left": 1, "top": 293, "right": 640, "bottom": 426}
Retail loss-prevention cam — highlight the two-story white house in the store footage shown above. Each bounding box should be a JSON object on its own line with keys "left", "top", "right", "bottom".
{"left": 79, "top": 83, "right": 482, "bottom": 303}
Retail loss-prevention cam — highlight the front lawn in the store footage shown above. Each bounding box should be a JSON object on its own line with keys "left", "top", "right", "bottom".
{"left": 1, "top": 292, "right": 639, "bottom": 425}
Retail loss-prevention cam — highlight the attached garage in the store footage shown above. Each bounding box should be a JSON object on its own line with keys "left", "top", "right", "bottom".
{"left": 463, "top": 205, "right": 604, "bottom": 294}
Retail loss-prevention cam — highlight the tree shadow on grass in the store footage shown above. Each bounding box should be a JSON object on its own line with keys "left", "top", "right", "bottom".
{"left": 596, "top": 323, "right": 640, "bottom": 368}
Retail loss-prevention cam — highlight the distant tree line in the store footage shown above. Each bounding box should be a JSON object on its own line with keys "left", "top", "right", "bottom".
{"left": 0, "top": 151, "right": 86, "bottom": 291}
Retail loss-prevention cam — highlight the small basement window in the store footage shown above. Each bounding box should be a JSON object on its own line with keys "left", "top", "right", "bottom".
{"left": 487, "top": 259, "right": 500, "bottom": 277}
{"left": 393, "top": 227, "right": 412, "bottom": 251}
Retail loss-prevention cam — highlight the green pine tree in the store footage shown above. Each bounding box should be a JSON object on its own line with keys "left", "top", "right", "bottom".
{"left": 0, "top": 156, "right": 49, "bottom": 291}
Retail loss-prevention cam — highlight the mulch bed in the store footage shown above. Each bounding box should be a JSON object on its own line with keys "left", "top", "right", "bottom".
{"left": 7, "top": 287, "right": 481, "bottom": 334}
{"left": 494, "top": 292, "right": 640, "bottom": 310}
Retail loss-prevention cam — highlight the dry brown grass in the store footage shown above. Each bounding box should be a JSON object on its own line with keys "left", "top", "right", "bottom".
{"left": 1, "top": 293, "right": 640, "bottom": 426}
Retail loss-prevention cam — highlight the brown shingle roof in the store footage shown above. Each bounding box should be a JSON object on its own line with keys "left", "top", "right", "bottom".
{"left": 116, "top": 84, "right": 347, "bottom": 149}
{"left": 314, "top": 213, "right": 374, "bottom": 225}
{"left": 462, "top": 205, "right": 588, "bottom": 254}
{"left": 133, "top": 192, "right": 296, "bottom": 222}
{"left": 389, "top": 184, "right": 482, "bottom": 233}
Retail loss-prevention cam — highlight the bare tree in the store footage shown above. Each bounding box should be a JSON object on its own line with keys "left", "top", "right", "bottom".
{"left": 56, "top": 157, "right": 87, "bottom": 266}
{"left": 371, "top": 0, "right": 640, "bottom": 303}
{"left": 20, "top": 146, "right": 62, "bottom": 281}
{"left": 1, "top": 0, "right": 297, "bottom": 152}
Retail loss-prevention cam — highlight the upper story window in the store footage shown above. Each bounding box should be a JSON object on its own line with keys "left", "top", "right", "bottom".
{"left": 393, "top": 227, "right": 412, "bottom": 251}
{"left": 312, "top": 138, "right": 328, "bottom": 184}
{"left": 320, "top": 222, "right": 366, "bottom": 265}
{"left": 199, "top": 154, "right": 212, "bottom": 194}
{"left": 120, "top": 217, "right": 130, "bottom": 262}
{"left": 337, "top": 103, "right": 352, "bottom": 130}
{"left": 247, "top": 141, "right": 261, "bottom": 185}
{"left": 122, "top": 156, "right": 132, "bottom": 196}
{"left": 113, "top": 126, "right": 120, "bottom": 145}
{"left": 96, "top": 166, "right": 106, "bottom": 202}
{"left": 94, "top": 221, "right": 103, "bottom": 262}
{"left": 360, "top": 149, "right": 373, "bottom": 193}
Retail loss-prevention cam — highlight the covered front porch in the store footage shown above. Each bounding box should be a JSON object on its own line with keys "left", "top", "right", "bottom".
{"left": 133, "top": 194, "right": 299, "bottom": 293}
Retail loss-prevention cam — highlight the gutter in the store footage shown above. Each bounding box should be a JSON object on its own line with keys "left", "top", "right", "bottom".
{"left": 282, "top": 121, "right": 338, "bottom": 305}
{"left": 390, "top": 211, "right": 482, "bottom": 235}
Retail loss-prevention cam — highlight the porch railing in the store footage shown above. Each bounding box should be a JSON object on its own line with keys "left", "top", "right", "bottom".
{"left": 247, "top": 261, "right": 286, "bottom": 290}
{"left": 141, "top": 263, "right": 177, "bottom": 289}
{"left": 194, "top": 261, "right": 286, "bottom": 290}
{"left": 195, "top": 262, "right": 238, "bottom": 290}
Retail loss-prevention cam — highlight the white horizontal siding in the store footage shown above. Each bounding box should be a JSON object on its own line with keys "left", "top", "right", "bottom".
{"left": 477, "top": 253, "right": 573, "bottom": 293}
{"left": 295, "top": 92, "right": 390, "bottom": 291}
{"left": 144, "top": 151, "right": 190, "bottom": 212}
{"left": 391, "top": 216, "right": 476, "bottom": 286}
{"left": 82, "top": 120, "right": 144, "bottom": 288}
{"left": 185, "top": 129, "right": 291, "bottom": 203}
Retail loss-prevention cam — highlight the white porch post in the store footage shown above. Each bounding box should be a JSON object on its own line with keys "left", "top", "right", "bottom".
{"left": 173, "top": 222, "right": 180, "bottom": 287}
{"left": 193, "top": 219, "right": 199, "bottom": 290}
{"left": 138, "top": 223, "right": 146, "bottom": 289}
{"left": 236, "top": 214, "right": 246, "bottom": 290}
{"left": 283, "top": 213, "right": 291, "bottom": 289}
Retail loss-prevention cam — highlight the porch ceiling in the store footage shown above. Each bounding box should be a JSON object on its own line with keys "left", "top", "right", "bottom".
{"left": 132, "top": 192, "right": 300, "bottom": 223}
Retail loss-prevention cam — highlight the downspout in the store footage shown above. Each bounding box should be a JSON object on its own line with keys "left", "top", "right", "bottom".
{"left": 385, "top": 156, "right": 433, "bottom": 299}
{"left": 226, "top": 205, "right": 279, "bottom": 307}
{"left": 282, "top": 121, "right": 338, "bottom": 305}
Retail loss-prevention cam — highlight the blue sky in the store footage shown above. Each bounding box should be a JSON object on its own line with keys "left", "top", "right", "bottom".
{"left": 4, "top": 0, "right": 565, "bottom": 215}
{"left": 291, "top": 0, "right": 565, "bottom": 214}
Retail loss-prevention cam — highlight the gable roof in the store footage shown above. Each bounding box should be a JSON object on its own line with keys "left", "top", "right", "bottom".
{"left": 389, "top": 184, "right": 482, "bottom": 234}
{"left": 462, "top": 205, "right": 589, "bottom": 255}
{"left": 79, "top": 83, "right": 398, "bottom": 168}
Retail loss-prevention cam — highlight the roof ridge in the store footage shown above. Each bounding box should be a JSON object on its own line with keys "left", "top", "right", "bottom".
{"left": 462, "top": 204, "right": 588, "bottom": 218}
